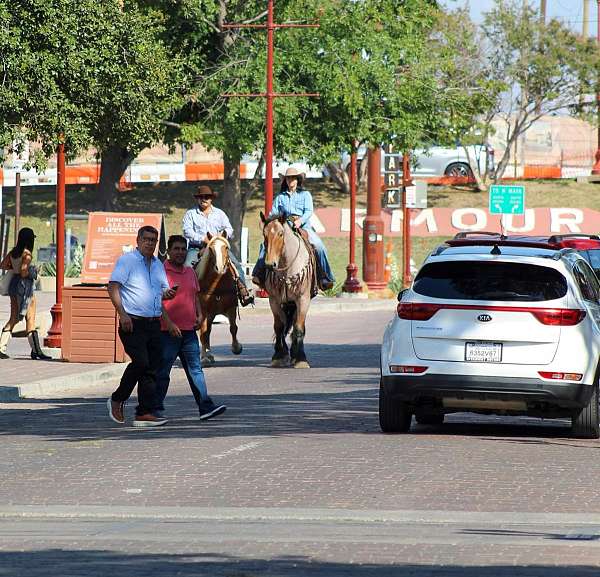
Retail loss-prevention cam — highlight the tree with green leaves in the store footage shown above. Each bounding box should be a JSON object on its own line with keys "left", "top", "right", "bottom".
{"left": 0, "top": 0, "right": 210, "bottom": 209}
{"left": 175, "top": 0, "right": 441, "bottom": 254}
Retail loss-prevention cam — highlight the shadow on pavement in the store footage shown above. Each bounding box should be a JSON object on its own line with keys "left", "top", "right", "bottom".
{"left": 201, "top": 341, "right": 380, "bottom": 369}
{"left": 0, "top": 550, "right": 598, "bottom": 577}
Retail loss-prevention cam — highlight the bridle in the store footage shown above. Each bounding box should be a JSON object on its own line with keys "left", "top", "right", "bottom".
{"left": 200, "top": 235, "right": 232, "bottom": 300}
{"left": 263, "top": 220, "right": 302, "bottom": 273}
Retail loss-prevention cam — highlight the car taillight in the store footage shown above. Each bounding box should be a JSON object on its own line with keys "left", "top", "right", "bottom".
{"left": 397, "top": 302, "right": 441, "bottom": 320}
{"left": 390, "top": 365, "right": 428, "bottom": 374}
{"left": 397, "top": 303, "right": 586, "bottom": 326}
{"left": 530, "top": 309, "right": 586, "bottom": 326}
{"left": 538, "top": 371, "right": 583, "bottom": 381}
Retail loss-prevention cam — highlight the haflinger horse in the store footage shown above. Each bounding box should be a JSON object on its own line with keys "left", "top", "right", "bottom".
{"left": 260, "top": 212, "right": 316, "bottom": 369}
{"left": 194, "top": 232, "right": 242, "bottom": 366}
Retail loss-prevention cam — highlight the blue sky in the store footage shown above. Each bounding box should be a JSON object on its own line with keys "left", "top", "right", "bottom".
{"left": 443, "top": 0, "right": 597, "bottom": 34}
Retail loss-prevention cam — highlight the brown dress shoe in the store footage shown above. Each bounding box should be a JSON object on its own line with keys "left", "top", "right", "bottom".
{"left": 133, "top": 414, "right": 168, "bottom": 427}
{"left": 107, "top": 397, "right": 125, "bottom": 424}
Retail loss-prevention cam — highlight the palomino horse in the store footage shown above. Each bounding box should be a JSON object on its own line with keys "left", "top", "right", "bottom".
{"left": 194, "top": 233, "right": 242, "bottom": 366}
{"left": 260, "top": 213, "right": 315, "bottom": 369}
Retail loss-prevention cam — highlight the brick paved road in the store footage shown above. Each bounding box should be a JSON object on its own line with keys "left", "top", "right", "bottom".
{"left": 2, "top": 308, "right": 600, "bottom": 575}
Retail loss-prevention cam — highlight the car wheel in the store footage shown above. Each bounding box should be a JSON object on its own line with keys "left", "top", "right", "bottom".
{"left": 444, "top": 162, "right": 473, "bottom": 178}
{"left": 415, "top": 413, "right": 445, "bottom": 425}
{"left": 379, "top": 379, "right": 412, "bottom": 433}
{"left": 571, "top": 381, "right": 600, "bottom": 439}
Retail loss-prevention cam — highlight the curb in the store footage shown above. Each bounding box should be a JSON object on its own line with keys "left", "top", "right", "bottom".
{"left": 0, "top": 364, "right": 124, "bottom": 401}
{"left": 3, "top": 505, "right": 600, "bottom": 526}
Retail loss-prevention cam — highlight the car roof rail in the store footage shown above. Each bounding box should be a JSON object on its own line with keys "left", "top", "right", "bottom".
{"left": 548, "top": 233, "right": 600, "bottom": 243}
{"left": 445, "top": 238, "right": 557, "bottom": 250}
{"left": 453, "top": 231, "right": 504, "bottom": 239}
{"left": 431, "top": 244, "right": 450, "bottom": 256}
{"left": 553, "top": 247, "right": 577, "bottom": 260}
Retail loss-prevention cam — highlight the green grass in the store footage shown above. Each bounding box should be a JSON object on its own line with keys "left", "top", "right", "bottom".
{"left": 1, "top": 177, "right": 598, "bottom": 285}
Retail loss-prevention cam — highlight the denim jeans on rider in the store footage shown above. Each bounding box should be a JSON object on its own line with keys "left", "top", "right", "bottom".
{"left": 252, "top": 227, "right": 335, "bottom": 286}
{"left": 156, "top": 330, "right": 208, "bottom": 410}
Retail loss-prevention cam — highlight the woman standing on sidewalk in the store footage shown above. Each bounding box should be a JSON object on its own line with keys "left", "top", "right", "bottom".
{"left": 0, "top": 227, "right": 50, "bottom": 360}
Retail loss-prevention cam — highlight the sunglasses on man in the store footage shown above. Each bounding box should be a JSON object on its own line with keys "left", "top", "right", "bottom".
{"left": 194, "top": 195, "right": 212, "bottom": 200}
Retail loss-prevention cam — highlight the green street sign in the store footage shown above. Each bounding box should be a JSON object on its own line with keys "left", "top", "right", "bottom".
{"left": 489, "top": 184, "right": 525, "bottom": 215}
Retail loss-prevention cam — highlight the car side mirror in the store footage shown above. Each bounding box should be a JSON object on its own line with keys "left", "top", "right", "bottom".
{"left": 397, "top": 289, "right": 408, "bottom": 302}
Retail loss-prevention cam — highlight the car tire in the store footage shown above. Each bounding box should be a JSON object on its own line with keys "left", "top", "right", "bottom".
{"left": 571, "top": 381, "right": 600, "bottom": 439}
{"left": 379, "top": 379, "right": 412, "bottom": 433}
{"left": 444, "top": 162, "right": 473, "bottom": 178}
{"left": 415, "top": 413, "right": 445, "bottom": 425}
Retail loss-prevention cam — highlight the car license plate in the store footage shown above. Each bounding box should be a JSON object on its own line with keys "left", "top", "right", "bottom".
{"left": 465, "top": 342, "right": 502, "bottom": 363}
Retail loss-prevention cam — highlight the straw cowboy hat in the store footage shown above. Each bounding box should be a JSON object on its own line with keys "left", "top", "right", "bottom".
{"left": 194, "top": 184, "right": 217, "bottom": 198}
{"left": 279, "top": 166, "right": 306, "bottom": 179}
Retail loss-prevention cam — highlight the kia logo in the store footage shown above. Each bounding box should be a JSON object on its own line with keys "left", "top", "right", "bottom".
{"left": 478, "top": 314, "right": 492, "bottom": 322}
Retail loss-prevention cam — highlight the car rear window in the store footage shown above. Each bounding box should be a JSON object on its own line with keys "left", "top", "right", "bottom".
{"left": 584, "top": 249, "right": 600, "bottom": 275}
{"left": 413, "top": 261, "right": 567, "bottom": 301}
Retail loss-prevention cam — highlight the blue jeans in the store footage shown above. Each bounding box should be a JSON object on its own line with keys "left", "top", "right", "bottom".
{"left": 156, "top": 330, "right": 208, "bottom": 410}
{"left": 252, "top": 228, "right": 335, "bottom": 285}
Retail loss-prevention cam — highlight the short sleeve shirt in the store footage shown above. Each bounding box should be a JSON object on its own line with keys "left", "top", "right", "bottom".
{"left": 109, "top": 250, "right": 169, "bottom": 317}
{"left": 160, "top": 261, "right": 200, "bottom": 331}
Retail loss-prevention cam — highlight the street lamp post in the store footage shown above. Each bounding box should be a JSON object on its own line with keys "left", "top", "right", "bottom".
{"left": 44, "top": 140, "right": 65, "bottom": 349}
{"left": 342, "top": 141, "right": 362, "bottom": 293}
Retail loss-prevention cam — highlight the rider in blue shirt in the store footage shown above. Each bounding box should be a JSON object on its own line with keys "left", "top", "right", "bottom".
{"left": 252, "top": 166, "right": 335, "bottom": 291}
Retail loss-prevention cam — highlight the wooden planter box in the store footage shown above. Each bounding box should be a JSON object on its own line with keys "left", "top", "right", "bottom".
{"left": 62, "top": 285, "right": 127, "bottom": 363}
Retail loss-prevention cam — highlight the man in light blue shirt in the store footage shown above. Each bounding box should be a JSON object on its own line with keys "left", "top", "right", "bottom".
{"left": 182, "top": 185, "right": 253, "bottom": 306}
{"left": 106, "top": 225, "right": 177, "bottom": 428}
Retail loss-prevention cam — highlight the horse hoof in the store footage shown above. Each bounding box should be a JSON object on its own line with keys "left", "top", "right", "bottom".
{"left": 231, "top": 343, "right": 243, "bottom": 355}
{"left": 294, "top": 360, "right": 310, "bottom": 369}
{"left": 271, "top": 357, "right": 290, "bottom": 368}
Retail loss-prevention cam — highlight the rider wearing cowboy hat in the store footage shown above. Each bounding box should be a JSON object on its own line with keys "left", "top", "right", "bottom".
{"left": 182, "top": 184, "right": 254, "bottom": 307}
{"left": 252, "top": 166, "right": 335, "bottom": 291}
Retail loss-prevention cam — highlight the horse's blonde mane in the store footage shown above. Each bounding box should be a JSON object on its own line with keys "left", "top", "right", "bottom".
{"left": 196, "top": 235, "right": 230, "bottom": 281}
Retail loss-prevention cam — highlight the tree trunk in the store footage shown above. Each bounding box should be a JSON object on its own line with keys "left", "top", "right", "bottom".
{"left": 97, "top": 145, "right": 134, "bottom": 210}
{"left": 462, "top": 146, "right": 488, "bottom": 192}
{"left": 325, "top": 161, "right": 350, "bottom": 195}
{"left": 358, "top": 154, "right": 368, "bottom": 192}
{"left": 219, "top": 151, "right": 244, "bottom": 259}
{"left": 494, "top": 136, "right": 517, "bottom": 182}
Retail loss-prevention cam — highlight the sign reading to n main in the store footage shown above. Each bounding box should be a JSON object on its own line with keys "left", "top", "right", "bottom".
{"left": 489, "top": 185, "right": 525, "bottom": 215}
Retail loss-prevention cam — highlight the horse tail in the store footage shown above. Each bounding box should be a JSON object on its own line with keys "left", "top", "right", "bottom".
{"left": 282, "top": 302, "right": 296, "bottom": 337}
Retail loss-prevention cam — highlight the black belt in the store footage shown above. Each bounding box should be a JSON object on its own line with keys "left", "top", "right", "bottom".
{"left": 129, "top": 315, "right": 161, "bottom": 321}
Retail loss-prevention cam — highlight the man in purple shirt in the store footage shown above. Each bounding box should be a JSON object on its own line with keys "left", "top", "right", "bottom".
{"left": 182, "top": 185, "right": 253, "bottom": 306}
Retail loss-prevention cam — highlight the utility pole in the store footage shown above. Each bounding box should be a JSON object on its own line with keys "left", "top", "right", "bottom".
{"left": 222, "top": 2, "right": 318, "bottom": 214}
{"left": 583, "top": 0, "right": 590, "bottom": 38}
{"left": 540, "top": 0, "right": 546, "bottom": 22}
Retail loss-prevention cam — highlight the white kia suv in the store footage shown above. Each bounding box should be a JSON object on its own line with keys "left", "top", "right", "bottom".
{"left": 380, "top": 237, "right": 600, "bottom": 438}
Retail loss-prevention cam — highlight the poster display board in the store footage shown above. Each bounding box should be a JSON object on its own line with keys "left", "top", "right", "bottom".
{"left": 81, "top": 212, "right": 166, "bottom": 285}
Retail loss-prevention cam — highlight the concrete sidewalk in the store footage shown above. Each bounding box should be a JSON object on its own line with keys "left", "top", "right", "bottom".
{"left": 0, "top": 289, "right": 395, "bottom": 400}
